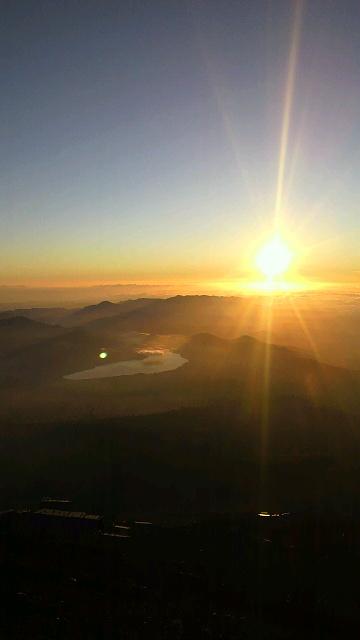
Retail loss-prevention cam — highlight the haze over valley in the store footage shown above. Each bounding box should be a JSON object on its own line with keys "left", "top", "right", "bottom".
{"left": 0, "top": 291, "right": 358, "bottom": 520}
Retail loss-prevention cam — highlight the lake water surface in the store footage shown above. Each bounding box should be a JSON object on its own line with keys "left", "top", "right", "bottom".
{"left": 64, "top": 350, "right": 187, "bottom": 381}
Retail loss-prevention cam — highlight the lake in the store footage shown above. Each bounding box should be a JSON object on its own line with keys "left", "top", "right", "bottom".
{"left": 64, "top": 350, "right": 187, "bottom": 380}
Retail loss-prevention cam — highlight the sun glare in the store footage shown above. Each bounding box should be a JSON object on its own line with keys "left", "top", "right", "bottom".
{"left": 256, "top": 235, "right": 293, "bottom": 281}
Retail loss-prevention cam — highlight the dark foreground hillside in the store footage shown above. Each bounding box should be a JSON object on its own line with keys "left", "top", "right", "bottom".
{"left": 1, "top": 400, "right": 359, "bottom": 517}
{"left": 0, "top": 509, "right": 359, "bottom": 639}
{"left": 1, "top": 314, "right": 359, "bottom": 636}
{"left": 0, "top": 320, "right": 359, "bottom": 637}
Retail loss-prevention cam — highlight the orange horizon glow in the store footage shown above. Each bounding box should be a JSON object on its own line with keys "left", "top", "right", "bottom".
{"left": 0, "top": 276, "right": 358, "bottom": 294}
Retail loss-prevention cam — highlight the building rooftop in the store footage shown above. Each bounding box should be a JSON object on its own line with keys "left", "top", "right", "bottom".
{"left": 41, "top": 497, "right": 72, "bottom": 504}
{"left": 35, "top": 509, "right": 102, "bottom": 521}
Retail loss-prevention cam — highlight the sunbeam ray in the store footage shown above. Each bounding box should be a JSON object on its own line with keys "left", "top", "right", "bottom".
{"left": 274, "top": 0, "right": 304, "bottom": 226}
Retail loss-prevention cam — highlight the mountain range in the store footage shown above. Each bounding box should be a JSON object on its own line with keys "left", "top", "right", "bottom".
{"left": 0, "top": 294, "right": 360, "bottom": 517}
{"left": 0, "top": 297, "right": 359, "bottom": 424}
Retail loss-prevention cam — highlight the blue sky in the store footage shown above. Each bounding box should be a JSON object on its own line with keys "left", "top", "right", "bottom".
{"left": 1, "top": 1, "right": 359, "bottom": 284}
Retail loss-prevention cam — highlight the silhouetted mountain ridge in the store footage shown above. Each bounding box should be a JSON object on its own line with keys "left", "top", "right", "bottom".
{"left": 60, "top": 297, "right": 155, "bottom": 327}
{"left": 0, "top": 307, "right": 69, "bottom": 324}
{"left": 0, "top": 293, "right": 358, "bottom": 370}
{"left": 0, "top": 316, "right": 65, "bottom": 357}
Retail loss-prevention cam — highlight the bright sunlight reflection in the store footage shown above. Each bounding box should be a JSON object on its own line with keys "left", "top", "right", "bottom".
{"left": 256, "top": 235, "right": 293, "bottom": 281}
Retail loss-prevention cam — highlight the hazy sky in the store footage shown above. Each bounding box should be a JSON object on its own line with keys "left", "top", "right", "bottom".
{"left": 1, "top": 0, "right": 360, "bottom": 286}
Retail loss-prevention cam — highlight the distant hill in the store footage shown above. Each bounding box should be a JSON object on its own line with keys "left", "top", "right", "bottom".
{"left": 0, "top": 321, "right": 359, "bottom": 424}
{"left": 0, "top": 316, "right": 65, "bottom": 357}
{"left": 0, "top": 295, "right": 359, "bottom": 421}
{"left": 0, "top": 298, "right": 158, "bottom": 329}
{"left": 0, "top": 307, "right": 69, "bottom": 325}
{"left": 83, "top": 294, "right": 360, "bottom": 370}
{"left": 1, "top": 294, "right": 359, "bottom": 369}
{"left": 85, "top": 296, "right": 246, "bottom": 335}
{"left": 179, "top": 332, "right": 360, "bottom": 415}
{"left": 60, "top": 297, "right": 154, "bottom": 327}
{"left": 0, "top": 322, "right": 144, "bottom": 385}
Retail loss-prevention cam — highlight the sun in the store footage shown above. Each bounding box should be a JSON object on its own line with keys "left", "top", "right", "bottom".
{"left": 256, "top": 235, "right": 293, "bottom": 281}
